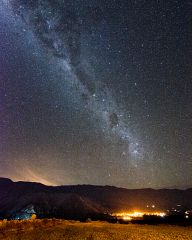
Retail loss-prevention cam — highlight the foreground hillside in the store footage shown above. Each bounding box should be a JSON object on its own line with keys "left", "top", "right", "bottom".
{"left": 0, "top": 219, "right": 192, "bottom": 240}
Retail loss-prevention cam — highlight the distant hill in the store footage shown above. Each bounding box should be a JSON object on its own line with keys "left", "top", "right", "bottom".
{"left": 0, "top": 178, "right": 192, "bottom": 220}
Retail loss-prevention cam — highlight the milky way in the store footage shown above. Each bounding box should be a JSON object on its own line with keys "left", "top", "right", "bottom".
{"left": 1, "top": 0, "right": 192, "bottom": 188}
{"left": 9, "top": 0, "right": 143, "bottom": 160}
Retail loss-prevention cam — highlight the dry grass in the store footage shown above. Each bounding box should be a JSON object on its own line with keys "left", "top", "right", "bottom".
{"left": 0, "top": 219, "right": 192, "bottom": 240}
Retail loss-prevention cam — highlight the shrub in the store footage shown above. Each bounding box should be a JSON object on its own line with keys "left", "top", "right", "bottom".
{"left": 31, "top": 214, "right": 37, "bottom": 220}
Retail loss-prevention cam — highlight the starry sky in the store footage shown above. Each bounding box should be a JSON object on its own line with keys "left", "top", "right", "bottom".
{"left": 1, "top": 0, "right": 192, "bottom": 189}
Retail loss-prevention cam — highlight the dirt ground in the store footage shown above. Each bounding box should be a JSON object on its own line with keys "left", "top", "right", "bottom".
{"left": 0, "top": 219, "right": 192, "bottom": 240}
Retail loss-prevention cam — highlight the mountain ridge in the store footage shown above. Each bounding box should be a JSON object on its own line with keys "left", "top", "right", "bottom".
{"left": 0, "top": 178, "right": 192, "bottom": 220}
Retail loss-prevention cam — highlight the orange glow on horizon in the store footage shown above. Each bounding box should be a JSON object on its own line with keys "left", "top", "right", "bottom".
{"left": 112, "top": 211, "right": 166, "bottom": 220}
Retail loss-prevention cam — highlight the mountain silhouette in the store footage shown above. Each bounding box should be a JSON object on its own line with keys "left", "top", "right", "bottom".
{"left": 0, "top": 178, "right": 192, "bottom": 220}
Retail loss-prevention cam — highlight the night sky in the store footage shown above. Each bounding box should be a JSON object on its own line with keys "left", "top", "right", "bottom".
{"left": 1, "top": 0, "right": 192, "bottom": 188}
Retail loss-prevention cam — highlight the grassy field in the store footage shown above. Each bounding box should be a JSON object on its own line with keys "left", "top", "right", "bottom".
{"left": 0, "top": 219, "right": 192, "bottom": 240}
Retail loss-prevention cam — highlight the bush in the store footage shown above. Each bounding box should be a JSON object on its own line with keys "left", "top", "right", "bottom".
{"left": 31, "top": 214, "right": 37, "bottom": 220}
{"left": 2, "top": 219, "right": 7, "bottom": 226}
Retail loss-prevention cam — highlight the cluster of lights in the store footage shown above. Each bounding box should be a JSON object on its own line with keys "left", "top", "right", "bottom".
{"left": 185, "top": 211, "right": 190, "bottom": 219}
{"left": 112, "top": 211, "right": 166, "bottom": 221}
